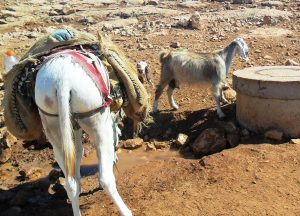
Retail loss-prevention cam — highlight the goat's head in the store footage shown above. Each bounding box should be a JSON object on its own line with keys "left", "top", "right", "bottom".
{"left": 137, "top": 61, "right": 154, "bottom": 87}
{"left": 234, "top": 38, "right": 249, "bottom": 61}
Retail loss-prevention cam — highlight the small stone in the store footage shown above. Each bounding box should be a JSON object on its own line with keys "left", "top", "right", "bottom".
{"left": 62, "top": 8, "right": 76, "bottom": 15}
{"left": 255, "top": 49, "right": 261, "bottom": 53}
{"left": 122, "top": 138, "right": 143, "bottom": 149}
{"left": 147, "top": 0, "right": 159, "bottom": 5}
{"left": 232, "top": 0, "right": 253, "bottom": 3}
{"left": 176, "top": 133, "right": 189, "bottom": 145}
{"left": 0, "top": 148, "right": 11, "bottom": 164}
{"left": 176, "top": 18, "right": 189, "bottom": 28}
{"left": 170, "top": 42, "right": 180, "bottom": 48}
{"left": 263, "top": 55, "right": 273, "bottom": 60}
{"left": 137, "top": 43, "right": 146, "bottom": 50}
{"left": 261, "top": 0, "right": 283, "bottom": 7}
{"left": 290, "top": 139, "right": 300, "bottom": 144}
{"left": 264, "top": 129, "right": 283, "bottom": 141}
{"left": 153, "top": 141, "right": 168, "bottom": 149}
{"left": 223, "top": 88, "right": 236, "bottom": 102}
{"left": 57, "top": 177, "right": 66, "bottom": 186}
{"left": 18, "top": 167, "right": 43, "bottom": 181}
{"left": 146, "top": 142, "right": 156, "bottom": 151}
{"left": 192, "top": 128, "right": 227, "bottom": 155}
{"left": 219, "top": 121, "right": 238, "bottom": 134}
{"left": 263, "top": 16, "right": 276, "bottom": 25}
{"left": 285, "top": 59, "right": 299, "bottom": 66}
{"left": 189, "top": 12, "right": 202, "bottom": 30}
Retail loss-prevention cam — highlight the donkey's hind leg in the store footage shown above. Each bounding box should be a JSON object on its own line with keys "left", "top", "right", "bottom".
{"left": 78, "top": 108, "right": 132, "bottom": 216}
{"left": 40, "top": 114, "right": 82, "bottom": 216}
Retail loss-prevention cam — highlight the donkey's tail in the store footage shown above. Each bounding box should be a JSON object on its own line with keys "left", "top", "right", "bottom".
{"left": 57, "top": 82, "right": 76, "bottom": 178}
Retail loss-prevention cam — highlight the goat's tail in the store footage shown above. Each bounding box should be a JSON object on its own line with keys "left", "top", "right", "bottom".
{"left": 57, "top": 83, "right": 76, "bottom": 178}
{"left": 159, "top": 51, "right": 170, "bottom": 63}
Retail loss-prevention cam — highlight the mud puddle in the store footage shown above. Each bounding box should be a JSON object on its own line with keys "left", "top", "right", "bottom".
{"left": 80, "top": 148, "right": 180, "bottom": 177}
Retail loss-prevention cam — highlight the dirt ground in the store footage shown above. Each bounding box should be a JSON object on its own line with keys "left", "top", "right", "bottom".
{"left": 0, "top": 0, "right": 300, "bottom": 215}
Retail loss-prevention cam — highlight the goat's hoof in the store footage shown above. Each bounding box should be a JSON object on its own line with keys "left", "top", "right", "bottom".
{"left": 217, "top": 113, "right": 226, "bottom": 119}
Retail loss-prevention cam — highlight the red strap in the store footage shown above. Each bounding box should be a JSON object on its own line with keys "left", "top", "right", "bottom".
{"left": 45, "top": 49, "right": 112, "bottom": 107}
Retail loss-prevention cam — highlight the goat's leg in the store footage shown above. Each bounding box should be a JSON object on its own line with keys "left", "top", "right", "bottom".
{"left": 78, "top": 109, "right": 132, "bottom": 216}
{"left": 152, "top": 81, "right": 169, "bottom": 113}
{"left": 220, "top": 88, "right": 229, "bottom": 104}
{"left": 40, "top": 114, "right": 82, "bottom": 216}
{"left": 212, "top": 85, "right": 225, "bottom": 118}
{"left": 167, "top": 80, "right": 179, "bottom": 110}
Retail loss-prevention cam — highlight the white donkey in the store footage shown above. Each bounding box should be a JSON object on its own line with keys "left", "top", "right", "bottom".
{"left": 34, "top": 50, "right": 132, "bottom": 216}
{"left": 153, "top": 38, "right": 249, "bottom": 118}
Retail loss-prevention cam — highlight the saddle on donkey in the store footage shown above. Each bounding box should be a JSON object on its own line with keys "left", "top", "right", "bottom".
{"left": 3, "top": 28, "right": 150, "bottom": 140}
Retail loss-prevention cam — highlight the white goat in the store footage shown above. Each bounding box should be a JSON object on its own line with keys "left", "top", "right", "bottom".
{"left": 35, "top": 51, "right": 132, "bottom": 216}
{"left": 152, "top": 38, "right": 249, "bottom": 118}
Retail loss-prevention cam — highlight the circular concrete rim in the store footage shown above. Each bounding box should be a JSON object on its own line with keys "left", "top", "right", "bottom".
{"left": 233, "top": 66, "right": 300, "bottom": 82}
{"left": 233, "top": 66, "right": 300, "bottom": 99}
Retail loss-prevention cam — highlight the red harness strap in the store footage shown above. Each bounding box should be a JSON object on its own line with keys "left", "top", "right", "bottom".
{"left": 44, "top": 49, "right": 112, "bottom": 108}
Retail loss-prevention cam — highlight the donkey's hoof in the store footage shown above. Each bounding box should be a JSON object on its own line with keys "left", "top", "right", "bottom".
{"left": 171, "top": 105, "right": 179, "bottom": 111}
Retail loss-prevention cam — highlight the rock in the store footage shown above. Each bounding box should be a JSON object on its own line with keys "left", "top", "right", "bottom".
{"left": 62, "top": 8, "right": 76, "bottom": 15}
{"left": 0, "top": 19, "right": 8, "bottom": 24}
{"left": 147, "top": 0, "right": 159, "bottom": 5}
{"left": 223, "top": 88, "right": 236, "bottom": 102}
{"left": 290, "top": 139, "right": 300, "bottom": 144}
{"left": 146, "top": 142, "right": 156, "bottom": 151}
{"left": 78, "top": 17, "right": 95, "bottom": 25}
{"left": 263, "top": 55, "right": 273, "bottom": 60}
{"left": 138, "top": 43, "right": 146, "bottom": 50}
{"left": 170, "top": 41, "right": 180, "bottom": 48}
{"left": 18, "top": 167, "right": 43, "bottom": 181}
{"left": 232, "top": 0, "right": 253, "bottom": 3}
{"left": 285, "top": 59, "right": 300, "bottom": 66}
{"left": 263, "top": 16, "right": 277, "bottom": 25}
{"left": 261, "top": 1, "right": 283, "bottom": 7}
{"left": 175, "top": 18, "right": 189, "bottom": 28}
{"left": 264, "top": 129, "right": 283, "bottom": 141}
{"left": 219, "top": 121, "right": 238, "bottom": 134}
{"left": 153, "top": 141, "right": 168, "bottom": 149}
{"left": 122, "top": 138, "right": 143, "bottom": 149}
{"left": 191, "top": 128, "right": 227, "bottom": 155}
{"left": 176, "top": 133, "right": 189, "bottom": 146}
{"left": 227, "top": 133, "right": 240, "bottom": 148}
{"left": 0, "top": 148, "right": 11, "bottom": 164}
{"left": 189, "top": 12, "right": 202, "bottom": 30}
{"left": 49, "top": 10, "right": 59, "bottom": 16}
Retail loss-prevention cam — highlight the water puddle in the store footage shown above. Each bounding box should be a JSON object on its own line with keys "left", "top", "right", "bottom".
{"left": 80, "top": 148, "right": 180, "bottom": 177}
